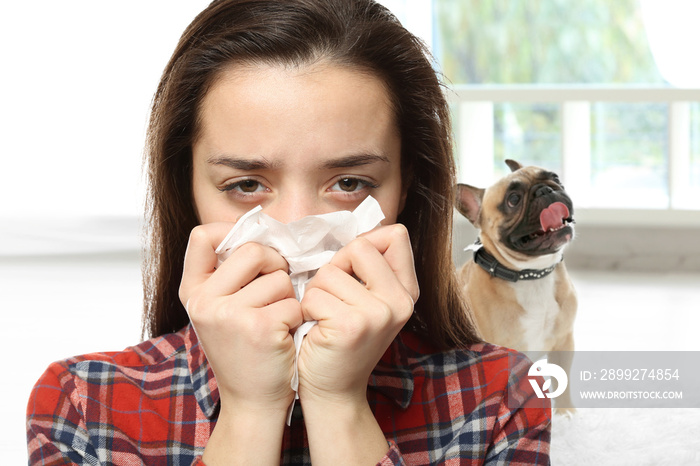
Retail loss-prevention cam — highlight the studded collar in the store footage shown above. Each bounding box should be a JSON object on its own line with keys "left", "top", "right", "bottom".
{"left": 471, "top": 240, "right": 561, "bottom": 282}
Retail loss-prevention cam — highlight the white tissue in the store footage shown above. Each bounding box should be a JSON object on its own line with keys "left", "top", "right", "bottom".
{"left": 214, "top": 196, "right": 385, "bottom": 424}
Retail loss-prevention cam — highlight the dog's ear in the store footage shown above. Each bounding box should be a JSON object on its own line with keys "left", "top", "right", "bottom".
{"left": 505, "top": 159, "right": 523, "bottom": 172}
{"left": 456, "top": 183, "right": 484, "bottom": 226}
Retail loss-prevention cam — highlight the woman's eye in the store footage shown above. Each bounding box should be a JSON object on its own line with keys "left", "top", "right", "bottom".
{"left": 222, "top": 179, "right": 266, "bottom": 194}
{"left": 336, "top": 178, "right": 361, "bottom": 192}
{"left": 330, "top": 177, "right": 376, "bottom": 193}
{"left": 238, "top": 180, "right": 261, "bottom": 193}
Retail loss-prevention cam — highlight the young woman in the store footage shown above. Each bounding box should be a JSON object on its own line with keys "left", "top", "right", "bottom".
{"left": 27, "top": 1, "right": 551, "bottom": 464}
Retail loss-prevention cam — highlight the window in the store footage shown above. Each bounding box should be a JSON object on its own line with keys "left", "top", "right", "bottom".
{"left": 433, "top": 0, "right": 700, "bottom": 210}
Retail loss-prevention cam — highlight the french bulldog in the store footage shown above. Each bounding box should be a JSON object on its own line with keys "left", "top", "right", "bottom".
{"left": 456, "top": 159, "right": 577, "bottom": 415}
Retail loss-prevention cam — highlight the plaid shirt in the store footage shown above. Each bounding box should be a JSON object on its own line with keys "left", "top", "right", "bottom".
{"left": 27, "top": 324, "right": 551, "bottom": 465}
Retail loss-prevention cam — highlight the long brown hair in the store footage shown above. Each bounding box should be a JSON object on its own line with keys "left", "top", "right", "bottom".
{"left": 143, "top": 0, "right": 480, "bottom": 349}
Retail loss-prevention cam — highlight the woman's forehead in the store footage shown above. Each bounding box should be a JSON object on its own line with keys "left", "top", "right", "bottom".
{"left": 195, "top": 62, "right": 400, "bottom": 165}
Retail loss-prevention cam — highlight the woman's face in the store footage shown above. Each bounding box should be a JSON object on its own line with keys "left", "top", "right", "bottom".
{"left": 191, "top": 62, "right": 405, "bottom": 226}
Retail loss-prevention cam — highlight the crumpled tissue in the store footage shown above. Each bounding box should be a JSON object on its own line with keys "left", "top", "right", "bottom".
{"left": 214, "top": 195, "right": 385, "bottom": 424}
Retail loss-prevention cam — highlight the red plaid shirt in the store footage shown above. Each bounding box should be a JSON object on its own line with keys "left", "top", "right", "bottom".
{"left": 27, "top": 324, "right": 551, "bottom": 465}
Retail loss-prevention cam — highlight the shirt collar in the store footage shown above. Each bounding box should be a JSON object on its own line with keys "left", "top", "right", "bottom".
{"left": 184, "top": 324, "right": 422, "bottom": 416}
{"left": 369, "top": 331, "right": 422, "bottom": 409}
{"left": 184, "top": 324, "right": 220, "bottom": 419}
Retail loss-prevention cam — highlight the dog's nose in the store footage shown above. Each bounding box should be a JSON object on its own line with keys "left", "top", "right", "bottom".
{"left": 534, "top": 184, "right": 554, "bottom": 198}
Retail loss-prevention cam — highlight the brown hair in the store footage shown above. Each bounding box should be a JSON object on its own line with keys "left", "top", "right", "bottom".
{"left": 143, "top": 0, "right": 480, "bottom": 349}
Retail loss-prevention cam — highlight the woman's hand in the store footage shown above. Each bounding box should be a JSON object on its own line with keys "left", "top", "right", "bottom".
{"left": 179, "top": 223, "right": 303, "bottom": 464}
{"left": 297, "top": 223, "right": 419, "bottom": 465}
{"left": 179, "top": 223, "right": 303, "bottom": 410}
{"left": 298, "top": 223, "right": 419, "bottom": 402}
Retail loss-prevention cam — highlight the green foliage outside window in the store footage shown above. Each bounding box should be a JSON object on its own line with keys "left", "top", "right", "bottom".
{"left": 433, "top": 0, "right": 665, "bottom": 84}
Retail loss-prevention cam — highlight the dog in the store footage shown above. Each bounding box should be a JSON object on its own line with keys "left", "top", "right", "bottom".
{"left": 456, "top": 159, "right": 577, "bottom": 415}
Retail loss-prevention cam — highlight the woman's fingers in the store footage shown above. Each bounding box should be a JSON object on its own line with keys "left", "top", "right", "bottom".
{"left": 300, "top": 266, "right": 364, "bottom": 322}
{"left": 301, "top": 224, "right": 419, "bottom": 330}
{"left": 235, "top": 269, "right": 296, "bottom": 312}
{"left": 213, "top": 242, "right": 289, "bottom": 292}
{"left": 359, "top": 224, "right": 420, "bottom": 304}
{"left": 181, "top": 222, "right": 235, "bottom": 282}
{"left": 309, "top": 260, "right": 366, "bottom": 304}
{"left": 179, "top": 223, "right": 289, "bottom": 306}
{"left": 263, "top": 296, "right": 306, "bottom": 338}
{"left": 328, "top": 224, "right": 419, "bottom": 305}
{"left": 302, "top": 261, "right": 410, "bottom": 339}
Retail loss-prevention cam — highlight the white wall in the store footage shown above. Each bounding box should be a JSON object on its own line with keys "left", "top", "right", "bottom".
{"left": 1, "top": 2, "right": 210, "bottom": 462}
{"left": 1, "top": 1, "right": 211, "bottom": 219}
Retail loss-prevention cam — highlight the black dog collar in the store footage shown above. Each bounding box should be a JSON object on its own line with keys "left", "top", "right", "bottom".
{"left": 471, "top": 242, "right": 560, "bottom": 282}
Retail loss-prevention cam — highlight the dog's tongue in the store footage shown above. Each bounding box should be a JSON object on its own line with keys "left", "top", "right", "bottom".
{"left": 540, "top": 202, "right": 569, "bottom": 231}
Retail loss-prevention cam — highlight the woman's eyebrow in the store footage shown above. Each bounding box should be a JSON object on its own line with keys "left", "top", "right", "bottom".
{"left": 321, "top": 153, "right": 391, "bottom": 169}
{"left": 207, "top": 153, "right": 390, "bottom": 171}
{"left": 206, "top": 155, "right": 278, "bottom": 171}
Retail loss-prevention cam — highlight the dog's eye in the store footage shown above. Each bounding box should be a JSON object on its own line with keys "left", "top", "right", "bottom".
{"left": 507, "top": 192, "right": 522, "bottom": 208}
{"left": 552, "top": 174, "right": 564, "bottom": 188}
